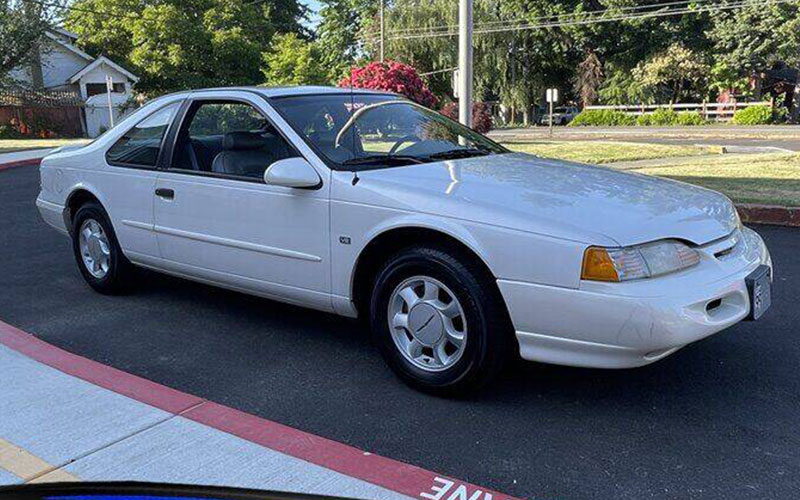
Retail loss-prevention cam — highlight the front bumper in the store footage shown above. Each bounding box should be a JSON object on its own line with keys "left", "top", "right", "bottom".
{"left": 499, "top": 227, "right": 772, "bottom": 368}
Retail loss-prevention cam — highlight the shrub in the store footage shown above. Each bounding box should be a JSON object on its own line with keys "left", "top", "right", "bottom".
{"left": 640, "top": 108, "right": 678, "bottom": 126}
{"left": 0, "top": 124, "right": 22, "bottom": 139}
{"left": 636, "top": 109, "right": 704, "bottom": 126}
{"left": 440, "top": 102, "right": 493, "bottom": 133}
{"left": 338, "top": 60, "right": 437, "bottom": 108}
{"left": 676, "top": 111, "right": 705, "bottom": 126}
{"left": 636, "top": 113, "right": 653, "bottom": 126}
{"left": 569, "top": 109, "right": 636, "bottom": 126}
{"left": 732, "top": 105, "right": 775, "bottom": 125}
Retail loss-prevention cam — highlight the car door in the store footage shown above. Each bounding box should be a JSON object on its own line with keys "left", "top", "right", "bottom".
{"left": 101, "top": 100, "right": 182, "bottom": 260}
{"left": 152, "top": 91, "right": 332, "bottom": 312}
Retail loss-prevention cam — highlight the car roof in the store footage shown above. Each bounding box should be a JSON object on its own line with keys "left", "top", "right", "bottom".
{"left": 166, "top": 85, "right": 399, "bottom": 99}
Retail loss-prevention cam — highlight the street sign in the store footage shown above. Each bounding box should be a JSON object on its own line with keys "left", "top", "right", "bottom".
{"left": 546, "top": 88, "right": 558, "bottom": 137}
{"left": 453, "top": 69, "right": 460, "bottom": 99}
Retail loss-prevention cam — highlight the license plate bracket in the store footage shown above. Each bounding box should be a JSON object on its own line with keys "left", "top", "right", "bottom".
{"left": 745, "top": 264, "right": 772, "bottom": 321}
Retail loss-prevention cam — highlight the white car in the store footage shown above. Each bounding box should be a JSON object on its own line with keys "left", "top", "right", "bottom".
{"left": 540, "top": 105, "right": 580, "bottom": 125}
{"left": 36, "top": 86, "right": 773, "bottom": 394}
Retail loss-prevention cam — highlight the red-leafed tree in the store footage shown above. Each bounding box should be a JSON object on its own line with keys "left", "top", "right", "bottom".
{"left": 440, "top": 102, "right": 493, "bottom": 133}
{"left": 338, "top": 60, "right": 437, "bottom": 108}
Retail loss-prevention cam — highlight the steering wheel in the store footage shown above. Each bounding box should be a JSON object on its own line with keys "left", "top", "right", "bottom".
{"left": 388, "top": 134, "right": 422, "bottom": 155}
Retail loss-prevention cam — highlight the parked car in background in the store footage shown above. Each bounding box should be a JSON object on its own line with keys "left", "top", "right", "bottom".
{"left": 36, "top": 86, "right": 772, "bottom": 395}
{"left": 540, "top": 105, "right": 580, "bottom": 125}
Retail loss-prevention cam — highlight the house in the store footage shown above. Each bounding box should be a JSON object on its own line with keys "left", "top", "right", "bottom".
{"left": 5, "top": 28, "right": 139, "bottom": 137}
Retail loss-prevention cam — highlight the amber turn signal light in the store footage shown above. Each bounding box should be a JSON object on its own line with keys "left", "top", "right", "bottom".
{"left": 581, "top": 247, "right": 620, "bottom": 282}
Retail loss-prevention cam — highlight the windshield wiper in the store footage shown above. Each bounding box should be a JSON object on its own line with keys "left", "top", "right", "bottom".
{"left": 341, "top": 154, "right": 425, "bottom": 167}
{"left": 425, "top": 148, "right": 491, "bottom": 160}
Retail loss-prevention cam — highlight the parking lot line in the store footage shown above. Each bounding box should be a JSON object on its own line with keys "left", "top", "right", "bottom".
{"left": 0, "top": 438, "right": 79, "bottom": 483}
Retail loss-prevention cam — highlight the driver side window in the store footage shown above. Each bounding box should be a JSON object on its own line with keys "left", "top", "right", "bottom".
{"left": 172, "top": 100, "right": 298, "bottom": 180}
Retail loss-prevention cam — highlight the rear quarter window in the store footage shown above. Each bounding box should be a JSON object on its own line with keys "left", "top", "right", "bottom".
{"left": 105, "top": 102, "right": 180, "bottom": 168}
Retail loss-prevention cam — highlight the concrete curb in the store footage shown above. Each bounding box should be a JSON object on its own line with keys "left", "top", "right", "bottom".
{"left": 0, "top": 158, "right": 42, "bottom": 172}
{"left": 737, "top": 204, "right": 800, "bottom": 227}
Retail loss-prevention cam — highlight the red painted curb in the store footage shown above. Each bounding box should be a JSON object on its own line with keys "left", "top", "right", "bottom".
{"left": 0, "top": 321, "right": 202, "bottom": 414}
{"left": 0, "top": 158, "right": 42, "bottom": 171}
{"left": 737, "top": 204, "right": 800, "bottom": 227}
{"left": 0, "top": 320, "right": 522, "bottom": 500}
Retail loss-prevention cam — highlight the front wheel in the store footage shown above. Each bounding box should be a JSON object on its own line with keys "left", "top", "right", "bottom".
{"left": 369, "top": 246, "right": 514, "bottom": 395}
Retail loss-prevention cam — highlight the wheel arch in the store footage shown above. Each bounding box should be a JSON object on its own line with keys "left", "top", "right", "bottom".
{"left": 64, "top": 185, "right": 107, "bottom": 234}
{"left": 349, "top": 222, "right": 502, "bottom": 319}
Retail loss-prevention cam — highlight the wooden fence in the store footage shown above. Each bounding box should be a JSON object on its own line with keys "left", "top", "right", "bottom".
{"left": 584, "top": 100, "right": 773, "bottom": 122}
{"left": 0, "top": 88, "right": 85, "bottom": 137}
{"left": 0, "top": 88, "right": 83, "bottom": 107}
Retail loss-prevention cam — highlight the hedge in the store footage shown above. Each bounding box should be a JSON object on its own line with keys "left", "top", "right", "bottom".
{"left": 637, "top": 109, "right": 705, "bottom": 126}
{"left": 732, "top": 106, "right": 774, "bottom": 125}
{"left": 569, "top": 108, "right": 707, "bottom": 127}
{"left": 569, "top": 109, "right": 636, "bottom": 126}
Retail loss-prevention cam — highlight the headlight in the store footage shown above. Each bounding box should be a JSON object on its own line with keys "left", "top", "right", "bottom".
{"left": 581, "top": 239, "right": 700, "bottom": 282}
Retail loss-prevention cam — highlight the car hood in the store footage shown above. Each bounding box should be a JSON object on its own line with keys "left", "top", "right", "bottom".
{"left": 346, "top": 152, "right": 738, "bottom": 246}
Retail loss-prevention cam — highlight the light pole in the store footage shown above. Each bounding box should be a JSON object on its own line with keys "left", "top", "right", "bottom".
{"left": 458, "top": 0, "right": 472, "bottom": 129}
{"left": 380, "top": 0, "right": 385, "bottom": 62}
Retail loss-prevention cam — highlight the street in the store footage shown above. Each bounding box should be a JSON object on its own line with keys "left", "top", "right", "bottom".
{"left": 490, "top": 125, "right": 800, "bottom": 152}
{"left": 1, "top": 163, "right": 798, "bottom": 499}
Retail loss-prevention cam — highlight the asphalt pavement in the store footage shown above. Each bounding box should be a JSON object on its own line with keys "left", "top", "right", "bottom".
{"left": 490, "top": 125, "right": 800, "bottom": 151}
{"left": 1, "top": 164, "right": 798, "bottom": 500}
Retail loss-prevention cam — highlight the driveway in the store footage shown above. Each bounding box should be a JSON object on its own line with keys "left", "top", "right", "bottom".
{"left": 1, "top": 164, "right": 798, "bottom": 499}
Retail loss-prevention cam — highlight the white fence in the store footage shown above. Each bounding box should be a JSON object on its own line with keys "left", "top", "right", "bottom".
{"left": 584, "top": 100, "right": 773, "bottom": 122}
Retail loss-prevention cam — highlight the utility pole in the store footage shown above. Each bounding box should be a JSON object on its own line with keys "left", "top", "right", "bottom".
{"left": 379, "top": 0, "right": 385, "bottom": 62}
{"left": 458, "top": 0, "right": 473, "bottom": 129}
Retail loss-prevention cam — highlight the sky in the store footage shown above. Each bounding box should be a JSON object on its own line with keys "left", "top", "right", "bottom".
{"left": 301, "top": 0, "right": 323, "bottom": 28}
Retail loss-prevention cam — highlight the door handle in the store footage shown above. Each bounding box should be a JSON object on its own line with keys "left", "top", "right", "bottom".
{"left": 155, "top": 188, "right": 174, "bottom": 200}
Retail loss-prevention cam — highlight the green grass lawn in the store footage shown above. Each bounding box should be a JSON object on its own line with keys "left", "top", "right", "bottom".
{"left": 503, "top": 139, "right": 799, "bottom": 207}
{"left": 632, "top": 153, "right": 800, "bottom": 207}
{"left": 502, "top": 140, "right": 718, "bottom": 164}
{"left": 0, "top": 138, "right": 89, "bottom": 154}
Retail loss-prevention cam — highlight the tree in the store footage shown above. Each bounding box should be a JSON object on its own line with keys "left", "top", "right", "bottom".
{"left": 440, "top": 101, "right": 493, "bottom": 132}
{"left": 65, "top": 0, "right": 303, "bottom": 94}
{"left": 574, "top": 50, "right": 603, "bottom": 107}
{"left": 709, "top": 3, "right": 800, "bottom": 73}
{"left": 315, "top": 0, "right": 376, "bottom": 82}
{"left": 632, "top": 44, "right": 709, "bottom": 103}
{"left": 262, "top": 33, "right": 326, "bottom": 86}
{"left": 0, "top": 0, "right": 64, "bottom": 82}
{"left": 338, "top": 61, "right": 437, "bottom": 107}
{"left": 382, "top": 0, "right": 719, "bottom": 111}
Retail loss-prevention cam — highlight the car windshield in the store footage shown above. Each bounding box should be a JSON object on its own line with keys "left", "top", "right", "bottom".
{"left": 270, "top": 93, "right": 508, "bottom": 170}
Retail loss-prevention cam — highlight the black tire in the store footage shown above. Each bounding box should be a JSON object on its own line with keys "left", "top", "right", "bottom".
{"left": 369, "top": 245, "right": 514, "bottom": 396}
{"left": 71, "top": 201, "right": 134, "bottom": 294}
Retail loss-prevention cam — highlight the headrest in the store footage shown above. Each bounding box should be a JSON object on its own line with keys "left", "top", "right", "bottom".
{"left": 223, "top": 131, "right": 265, "bottom": 151}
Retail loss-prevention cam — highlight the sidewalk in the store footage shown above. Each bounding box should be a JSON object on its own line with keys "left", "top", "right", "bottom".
{"left": 0, "top": 149, "right": 52, "bottom": 171}
{"left": 0, "top": 320, "right": 519, "bottom": 500}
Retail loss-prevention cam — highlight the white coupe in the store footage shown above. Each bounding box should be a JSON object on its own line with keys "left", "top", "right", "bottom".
{"left": 36, "top": 86, "right": 773, "bottom": 394}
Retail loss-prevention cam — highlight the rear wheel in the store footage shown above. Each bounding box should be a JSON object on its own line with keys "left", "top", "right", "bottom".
{"left": 370, "top": 246, "right": 513, "bottom": 395}
{"left": 71, "top": 202, "right": 134, "bottom": 294}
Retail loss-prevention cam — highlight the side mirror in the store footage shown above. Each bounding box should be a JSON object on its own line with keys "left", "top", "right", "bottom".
{"left": 264, "top": 157, "right": 321, "bottom": 189}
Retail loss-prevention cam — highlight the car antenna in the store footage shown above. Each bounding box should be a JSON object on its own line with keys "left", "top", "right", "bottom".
{"left": 349, "top": 67, "right": 360, "bottom": 186}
